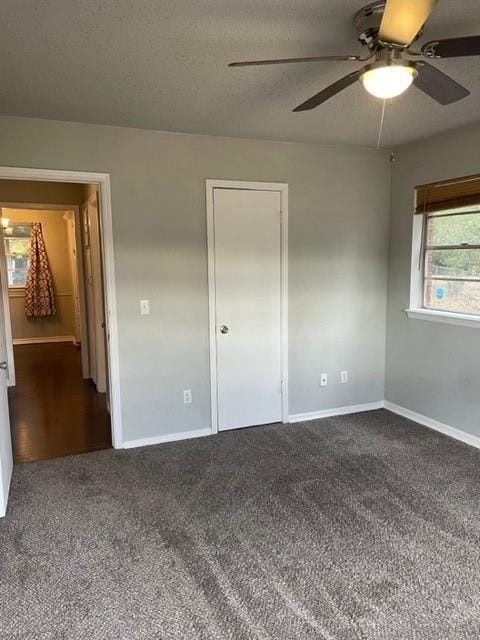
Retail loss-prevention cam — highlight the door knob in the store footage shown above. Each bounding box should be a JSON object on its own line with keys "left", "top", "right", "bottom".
{"left": 0, "top": 361, "right": 7, "bottom": 370}
{"left": 219, "top": 325, "right": 229, "bottom": 334}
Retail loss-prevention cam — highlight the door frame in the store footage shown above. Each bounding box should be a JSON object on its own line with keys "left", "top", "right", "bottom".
{"left": 0, "top": 167, "right": 123, "bottom": 449}
{"left": 206, "top": 179, "right": 288, "bottom": 434}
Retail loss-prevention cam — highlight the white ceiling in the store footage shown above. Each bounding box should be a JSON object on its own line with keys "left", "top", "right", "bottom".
{"left": 1, "top": 0, "right": 480, "bottom": 147}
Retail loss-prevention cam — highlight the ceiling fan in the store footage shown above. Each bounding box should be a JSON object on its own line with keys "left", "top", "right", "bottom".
{"left": 228, "top": 0, "right": 480, "bottom": 111}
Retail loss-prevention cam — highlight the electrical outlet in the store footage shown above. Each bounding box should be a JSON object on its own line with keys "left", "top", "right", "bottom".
{"left": 340, "top": 370, "right": 349, "bottom": 384}
{"left": 320, "top": 373, "right": 328, "bottom": 387}
{"left": 183, "top": 389, "right": 192, "bottom": 404}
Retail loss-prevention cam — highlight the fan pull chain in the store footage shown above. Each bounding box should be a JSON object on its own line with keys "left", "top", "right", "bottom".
{"left": 376, "top": 99, "right": 387, "bottom": 150}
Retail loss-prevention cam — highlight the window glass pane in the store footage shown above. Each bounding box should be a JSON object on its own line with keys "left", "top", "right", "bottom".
{"left": 6, "top": 254, "right": 30, "bottom": 286}
{"left": 4, "top": 237, "right": 31, "bottom": 256}
{"left": 427, "top": 211, "right": 480, "bottom": 247}
{"left": 425, "top": 248, "right": 480, "bottom": 280}
{"left": 7, "top": 269, "right": 29, "bottom": 286}
{"left": 424, "top": 279, "right": 480, "bottom": 314}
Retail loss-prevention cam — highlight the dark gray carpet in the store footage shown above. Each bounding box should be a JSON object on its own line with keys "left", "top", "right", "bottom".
{"left": 1, "top": 409, "right": 480, "bottom": 639}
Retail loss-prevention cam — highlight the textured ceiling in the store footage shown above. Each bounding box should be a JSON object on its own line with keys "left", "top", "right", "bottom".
{"left": 1, "top": 0, "right": 480, "bottom": 147}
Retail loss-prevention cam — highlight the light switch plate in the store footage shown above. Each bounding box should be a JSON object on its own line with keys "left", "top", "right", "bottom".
{"left": 140, "top": 299, "right": 149, "bottom": 315}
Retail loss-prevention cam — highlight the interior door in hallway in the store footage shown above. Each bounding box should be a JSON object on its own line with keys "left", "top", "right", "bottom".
{"left": 84, "top": 195, "right": 107, "bottom": 393}
{"left": 212, "top": 187, "right": 282, "bottom": 431}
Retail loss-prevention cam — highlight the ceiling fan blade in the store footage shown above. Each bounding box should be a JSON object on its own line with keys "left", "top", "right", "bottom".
{"left": 413, "top": 61, "right": 470, "bottom": 104}
{"left": 228, "top": 54, "right": 360, "bottom": 68}
{"left": 293, "top": 70, "right": 361, "bottom": 112}
{"left": 379, "top": 0, "right": 438, "bottom": 47}
{"left": 421, "top": 35, "right": 480, "bottom": 59}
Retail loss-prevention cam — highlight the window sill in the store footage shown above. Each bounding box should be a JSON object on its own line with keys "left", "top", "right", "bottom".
{"left": 405, "top": 308, "right": 480, "bottom": 329}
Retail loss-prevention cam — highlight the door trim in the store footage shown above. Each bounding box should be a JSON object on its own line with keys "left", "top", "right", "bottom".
{"left": 0, "top": 167, "right": 123, "bottom": 449}
{"left": 206, "top": 179, "right": 288, "bottom": 435}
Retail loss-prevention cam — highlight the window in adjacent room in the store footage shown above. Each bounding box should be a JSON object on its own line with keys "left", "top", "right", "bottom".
{"left": 3, "top": 222, "right": 32, "bottom": 287}
{"left": 411, "top": 175, "right": 480, "bottom": 319}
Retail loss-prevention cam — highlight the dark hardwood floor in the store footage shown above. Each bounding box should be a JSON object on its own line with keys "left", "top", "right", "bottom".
{"left": 8, "top": 342, "right": 112, "bottom": 463}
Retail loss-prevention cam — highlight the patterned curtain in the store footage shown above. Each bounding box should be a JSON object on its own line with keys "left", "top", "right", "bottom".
{"left": 25, "top": 222, "right": 56, "bottom": 317}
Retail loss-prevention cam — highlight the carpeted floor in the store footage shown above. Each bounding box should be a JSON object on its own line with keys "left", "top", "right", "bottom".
{"left": 1, "top": 409, "right": 480, "bottom": 639}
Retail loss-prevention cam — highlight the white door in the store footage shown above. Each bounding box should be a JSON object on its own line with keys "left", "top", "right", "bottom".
{"left": 0, "top": 261, "right": 13, "bottom": 517}
{"left": 83, "top": 197, "right": 107, "bottom": 393}
{"left": 88, "top": 197, "right": 107, "bottom": 393}
{"left": 64, "top": 213, "right": 82, "bottom": 344}
{"left": 83, "top": 203, "right": 97, "bottom": 383}
{"left": 0, "top": 218, "right": 15, "bottom": 387}
{"left": 213, "top": 188, "right": 282, "bottom": 431}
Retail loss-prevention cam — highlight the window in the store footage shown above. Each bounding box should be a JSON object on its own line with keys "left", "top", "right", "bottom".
{"left": 3, "top": 223, "right": 32, "bottom": 287}
{"left": 409, "top": 175, "right": 480, "bottom": 325}
{"left": 423, "top": 206, "right": 480, "bottom": 315}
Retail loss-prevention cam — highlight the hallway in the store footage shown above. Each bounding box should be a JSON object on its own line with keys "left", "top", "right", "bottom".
{"left": 8, "top": 342, "right": 111, "bottom": 463}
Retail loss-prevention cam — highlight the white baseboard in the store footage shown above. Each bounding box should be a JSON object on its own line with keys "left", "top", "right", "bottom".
{"left": 122, "top": 406, "right": 385, "bottom": 449}
{"left": 384, "top": 401, "right": 480, "bottom": 450}
{"left": 288, "top": 401, "right": 385, "bottom": 423}
{"left": 122, "top": 427, "right": 212, "bottom": 449}
{"left": 120, "top": 401, "right": 479, "bottom": 453}
{"left": 13, "top": 336, "right": 75, "bottom": 345}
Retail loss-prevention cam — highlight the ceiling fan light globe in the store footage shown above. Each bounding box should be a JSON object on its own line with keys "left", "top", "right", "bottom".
{"left": 361, "top": 64, "right": 417, "bottom": 99}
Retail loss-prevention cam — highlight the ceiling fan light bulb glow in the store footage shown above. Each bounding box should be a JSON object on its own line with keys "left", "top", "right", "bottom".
{"left": 361, "top": 64, "right": 416, "bottom": 99}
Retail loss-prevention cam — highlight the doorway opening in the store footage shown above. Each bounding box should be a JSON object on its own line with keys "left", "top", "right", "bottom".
{"left": 0, "top": 176, "right": 119, "bottom": 463}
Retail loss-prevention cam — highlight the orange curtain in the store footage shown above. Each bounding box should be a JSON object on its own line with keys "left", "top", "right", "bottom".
{"left": 25, "top": 222, "right": 56, "bottom": 317}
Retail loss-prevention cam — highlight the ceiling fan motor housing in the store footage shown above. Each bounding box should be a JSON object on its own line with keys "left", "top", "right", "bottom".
{"left": 354, "top": 1, "right": 423, "bottom": 50}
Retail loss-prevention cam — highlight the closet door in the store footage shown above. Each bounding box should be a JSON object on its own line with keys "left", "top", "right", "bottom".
{"left": 212, "top": 188, "right": 282, "bottom": 431}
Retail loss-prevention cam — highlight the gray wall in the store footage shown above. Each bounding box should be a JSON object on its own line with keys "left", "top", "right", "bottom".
{"left": 386, "top": 122, "right": 480, "bottom": 436}
{"left": 0, "top": 116, "right": 390, "bottom": 443}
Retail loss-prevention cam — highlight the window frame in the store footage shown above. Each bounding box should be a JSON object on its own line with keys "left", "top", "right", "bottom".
{"left": 3, "top": 224, "right": 32, "bottom": 288}
{"left": 407, "top": 206, "right": 480, "bottom": 329}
